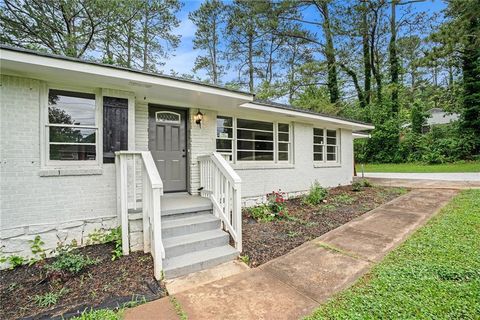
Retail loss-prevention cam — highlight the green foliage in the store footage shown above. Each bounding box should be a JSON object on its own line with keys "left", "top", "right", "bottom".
{"left": 305, "top": 189, "right": 480, "bottom": 319}
{"left": 303, "top": 181, "right": 328, "bottom": 206}
{"left": 332, "top": 194, "right": 356, "bottom": 205}
{"left": 239, "top": 254, "right": 250, "bottom": 264}
{"left": 170, "top": 296, "right": 188, "bottom": 320}
{"left": 46, "top": 251, "right": 97, "bottom": 275}
{"left": 410, "top": 100, "right": 427, "bottom": 134}
{"left": 351, "top": 181, "right": 363, "bottom": 192}
{"left": 28, "top": 235, "right": 47, "bottom": 265}
{"left": 357, "top": 161, "right": 480, "bottom": 173}
{"left": 7, "top": 255, "right": 26, "bottom": 269}
{"left": 71, "top": 308, "right": 121, "bottom": 320}
{"left": 248, "top": 191, "right": 290, "bottom": 222}
{"left": 34, "top": 288, "right": 68, "bottom": 308}
{"left": 87, "top": 227, "right": 123, "bottom": 261}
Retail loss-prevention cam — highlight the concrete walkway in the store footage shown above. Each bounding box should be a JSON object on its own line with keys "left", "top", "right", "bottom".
{"left": 125, "top": 189, "right": 458, "bottom": 320}
{"left": 363, "top": 172, "right": 480, "bottom": 181}
{"left": 361, "top": 177, "right": 480, "bottom": 189}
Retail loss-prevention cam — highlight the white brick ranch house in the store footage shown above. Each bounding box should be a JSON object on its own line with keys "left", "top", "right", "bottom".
{"left": 0, "top": 46, "right": 373, "bottom": 279}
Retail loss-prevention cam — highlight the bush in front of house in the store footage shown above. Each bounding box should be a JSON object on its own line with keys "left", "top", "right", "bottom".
{"left": 46, "top": 250, "right": 98, "bottom": 275}
{"left": 303, "top": 181, "right": 328, "bottom": 205}
{"left": 248, "top": 190, "right": 290, "bottom": 222}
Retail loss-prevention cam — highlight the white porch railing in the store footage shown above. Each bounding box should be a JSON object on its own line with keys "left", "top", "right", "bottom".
{"left": 115, "top": 151, "right": 165, "bottom": 280}
{"left": 198, "top": 152, "right": 242, "bottom": 252}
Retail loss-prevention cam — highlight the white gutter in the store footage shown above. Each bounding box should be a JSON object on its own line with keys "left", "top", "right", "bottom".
{"left": 239, "top": 102, "right": 375, "bottom": 131}
{"left": 353, "top": 132, "right": 371, "bottom": 139}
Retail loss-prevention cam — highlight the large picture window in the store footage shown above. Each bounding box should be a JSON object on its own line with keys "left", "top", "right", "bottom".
{"left": 313, "top": 128, "right": 339, "bottom": 163}
{"left": 47, "top": 89, "right": 97, "bottom": 162}
{"left": 216, "top": 116, "right": 291, "bottom": 163}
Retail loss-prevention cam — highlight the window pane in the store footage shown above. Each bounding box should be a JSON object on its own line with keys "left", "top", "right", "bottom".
{"left": 237, "top": 119, "right": 273, "bottom": 131}
{"left": 327, "top": 153, "right": 336, "bottom": 161}
{"left": 238, "top": 140, "right": 273, "bottom": 151}
{"left": 216, "top": 139, "right": 232, "bottom": 150}
{"left": 237, "top": 151, "right": 254, "bottom": 161}
{"left": 278, "top": 143, "right": 289, "bottom": 152}
{"left": 327, "top": 129, "right": 337, "bottom": 137}
{"left": 327, "top": 146, "right": 336, "bottom": 153}
{"left": 217, "top": 116, "right": 232, "bottom": 128}
{"left": 48, "top": 89, "right": 95, "bottom": 126}
{"left": 314, "top": 136, "right": 324, "bottom": 144}
{"left": 314, "top": 128, "right": 324, "bottom": 136}
{"left": 50, "top": 144, "right": 96, "bottom": 161}
{"left": 327, "top": 137, "right": 336, "bottom": 145}
{"left": 103, "top": 97, "right": 128, "bottom": 163}
{"left": 237, "top": 129, "right": 273, "bottom": 141}
{"left": 278, "top": 132, "right": 289, "bottom": 142}
{"left": 50, "top": 127, "right": 96, "bottom": 143}
{"left": 314, "top": 145, "right": 323, "bottom": 153}
{"left": 314, "top": 153, "right": 323, "bottom": 161}
{"left": 255, "top": 152, "right": 274, "bottom": 160}
{"left": 278, "top": 123, "right": 289, "bottom": 132}
{"left": 278, "top": 152, "right": 289, "bottom": 161}
{"left": 217, "top": 127, "right": 233, "bottom": 138}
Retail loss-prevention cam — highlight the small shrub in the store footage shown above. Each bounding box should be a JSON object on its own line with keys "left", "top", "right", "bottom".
{"left": 332, "top": 194, "right": 356, "bottom": 205}
{"left": 86, "top": 227, "right": 123, "bottom": 261}
{"left": 34, "top": 288, "right": 68, "bottom": 308}
{"left": 239, "top": 254, "right": 250, "bottom": 264}
{"left": 248, "top": 205, "right": 274, "bottom": 222}
{"left": 248, "top": 190, "right": 290, "bottom": 222}
{"left": 46, "top": 251, "right": 97, "bottom": 275}
{"left": 360, "top": 179, "right": 373, "bottom": 187}
{"left": 8, "top": 255, "right": 25, "bottom": 269}
{"left": 351, "top": 181, "right": 363, "bottom": 192}
{"left": 303, "top": 181, "right": 328, "bottom": 205}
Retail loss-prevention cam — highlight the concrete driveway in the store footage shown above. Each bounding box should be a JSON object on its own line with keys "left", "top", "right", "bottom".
{"left": 124, "top": 188, "right": 458, "bottom": 320}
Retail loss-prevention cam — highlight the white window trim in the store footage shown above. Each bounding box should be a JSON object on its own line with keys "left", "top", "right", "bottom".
{"left": 40, "top": 83, "right": 103, "bottom": 169}
{"left": 313, "top": 127, "right": 341, "bottom": 166}
{"left": 216, "top": 115, "right": 293, "bottom": 165}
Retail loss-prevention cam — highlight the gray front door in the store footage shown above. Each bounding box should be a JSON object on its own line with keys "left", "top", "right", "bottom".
{"left": 148, "top": 106, "right": 187, "bottom": 192}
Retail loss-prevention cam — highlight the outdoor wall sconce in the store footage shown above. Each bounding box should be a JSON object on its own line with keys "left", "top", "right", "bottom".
{"left": 195, "top": 109, "right": 204, "bottom": 127}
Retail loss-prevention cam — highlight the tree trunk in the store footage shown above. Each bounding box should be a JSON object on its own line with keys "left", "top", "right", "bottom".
{"left": 142, "top": 8, "right": 149, "bottom": 71}
{"left": 320, "top": 1, "right": 340, "bottom": 104}
{"left": 389, "top": 0, "right": 399, "bottom": 115}
{"left": 248, "top": 32, "right": 254, "bottom": 93}
{"left": 361, "top": 2, "right": 371, "bottom": 105}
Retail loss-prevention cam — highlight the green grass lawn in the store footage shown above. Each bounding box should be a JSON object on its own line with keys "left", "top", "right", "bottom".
{"left": 356, "top": 161, "right": 480, "bottom": 173}
{"left": 305, "top": 189, "right": 480, "bottom": 320}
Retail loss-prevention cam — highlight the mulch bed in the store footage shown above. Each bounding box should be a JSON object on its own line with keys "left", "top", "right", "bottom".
{"left": 242, "top": 185, "right": 407, "bottom": 267}
{"left": 0, "top": 243, "right": 166, "bottom": 320}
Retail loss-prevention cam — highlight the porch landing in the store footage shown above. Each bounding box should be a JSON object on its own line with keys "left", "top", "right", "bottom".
{"left": 161, "top": 193, "right": 212, "bottom": 216}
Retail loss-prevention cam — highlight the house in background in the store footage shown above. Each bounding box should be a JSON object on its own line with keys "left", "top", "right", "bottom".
{"left": 0, "top": 46, "right": 373, "bottom": 279}
{"left": 402, "top": 108, "right": 460, "bottom": 133}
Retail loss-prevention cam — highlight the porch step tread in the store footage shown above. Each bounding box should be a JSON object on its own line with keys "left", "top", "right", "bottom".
{"left": 162, "top": 194, "right": 213, "bottom": 216}
{"left": 162, "top": 213, "right": 218, "bottom": 229}
{"left": 163, "top": 229, "right": 228, "bottom": 246}
{"left": 163, "top": 245, "right": 239, "bottom": 279}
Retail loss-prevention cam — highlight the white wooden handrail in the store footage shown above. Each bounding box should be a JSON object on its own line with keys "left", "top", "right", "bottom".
{"left": 115, "top": 151, "right": 164, "bottom": 280}
{"left": 198, "top": 152, "right": 242, "bottom": 252}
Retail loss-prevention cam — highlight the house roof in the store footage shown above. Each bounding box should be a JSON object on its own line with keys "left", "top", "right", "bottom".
{"left": 1, "top": 45, "right": 374, "bottom": 130}
{"left": 0, "top": 45, "right": 252, "bottom": 97}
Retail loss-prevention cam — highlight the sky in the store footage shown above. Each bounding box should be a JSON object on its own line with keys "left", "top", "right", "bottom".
{"left": 162, "top": 0, "right": 448, "bottom": 82}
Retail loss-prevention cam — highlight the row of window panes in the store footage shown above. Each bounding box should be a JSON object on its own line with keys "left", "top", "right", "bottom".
{"left": 47, "top": 89, "right": 128, "bottom": 162}
{"left": 313, "top": 128, "right": 338, "bottom": 162}
{"left": 216, "top": 116, "right": 290, "bottom": 162}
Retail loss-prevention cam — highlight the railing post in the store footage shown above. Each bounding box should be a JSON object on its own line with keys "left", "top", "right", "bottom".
{"left": 142, "top": 164, "right": 151, "bottom": 253}
{"left": 152, "top": 187, "right": 163, "bottom": 280}
{"left": 234, "top": 184, "right": 242, "bottom": 253}
{"left": 119, "top": 155, "right": 130, "bottom": 255}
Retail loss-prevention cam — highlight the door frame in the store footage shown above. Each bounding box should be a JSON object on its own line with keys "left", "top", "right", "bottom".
{"left": 148, "top": 103, "right": 189, "bottom": 193}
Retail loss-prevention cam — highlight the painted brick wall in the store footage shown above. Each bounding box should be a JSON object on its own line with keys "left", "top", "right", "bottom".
{"left": 0, "top": 75, "right": 117, "bottom": 246}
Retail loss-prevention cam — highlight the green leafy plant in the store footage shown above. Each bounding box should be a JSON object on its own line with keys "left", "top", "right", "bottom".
{"left": 332, "top": 194, "right": 356, "bottom": 205}
{"left": 239, "top": 254, "right": 250, "bottom": 264}
{"left": 8, "top": 255, "right": 25, "bottom": 269}
{"left": 303, "top": 181, "right": 328, "bottom": 205}
{"left": 248, "top": 205, "right": 274, "bottom": 222}
{"left": 351, "top": 181, "right": 363, "bottom": 192}
{"left": 72, "top": 308, "right": 121, "bottom": 320}
{"left": 286, "top": 231, "right": 300, "bottom": 238}
{"left": 86, "top": 227, "right": 123, "bottom": 261}
{"left": 46, "top": 251, "right": 97, "bottom": 275}
{"left": 34, "top": 288, "right": 68, "bottom": 308}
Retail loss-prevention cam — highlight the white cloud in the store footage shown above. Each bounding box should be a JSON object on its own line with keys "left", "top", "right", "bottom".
{"left": 175, "top": 18, "right": 197, "bottom": 40}
{"left": 162, "top": 49, "right": 200, "bottom": 76}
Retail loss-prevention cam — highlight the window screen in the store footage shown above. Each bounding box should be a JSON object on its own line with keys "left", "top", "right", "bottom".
{"left": 103, "top": 97, "right": 128, "bottom": 163}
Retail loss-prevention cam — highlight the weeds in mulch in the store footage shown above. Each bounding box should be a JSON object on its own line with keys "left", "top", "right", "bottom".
{"left": 242, "top": 185, "right": 407, "bottom": 267}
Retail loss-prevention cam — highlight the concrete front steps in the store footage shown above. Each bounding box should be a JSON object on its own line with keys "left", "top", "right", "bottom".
{"left": 128, "top": 194, "right": 239, "bottom": 279}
